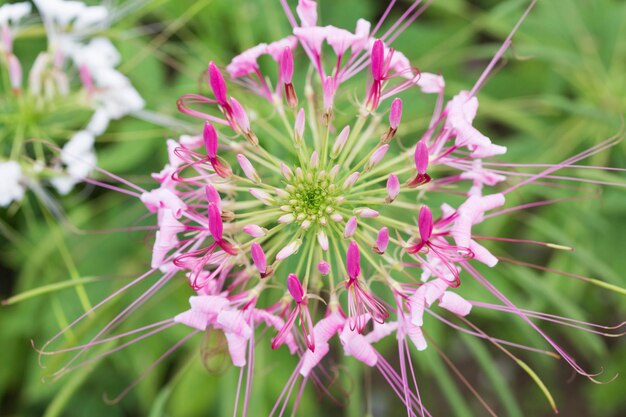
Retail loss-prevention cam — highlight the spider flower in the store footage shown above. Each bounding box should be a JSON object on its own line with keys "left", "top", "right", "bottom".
{"left": 36, "top": 1, "right": 626, "bottom": 416}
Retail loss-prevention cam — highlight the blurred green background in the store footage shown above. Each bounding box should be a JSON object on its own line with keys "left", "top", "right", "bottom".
{"left": 1, "top": 0, "right": 625, "bottom": 416}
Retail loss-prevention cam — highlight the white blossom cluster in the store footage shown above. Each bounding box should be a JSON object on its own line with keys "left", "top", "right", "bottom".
{"left": 0, "top": 0, "right": 145, "bottom": 206}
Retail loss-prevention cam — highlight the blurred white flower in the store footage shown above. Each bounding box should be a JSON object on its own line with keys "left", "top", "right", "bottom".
{"left": 50, "top": 130, "right": 97, "bottom": 195}
{"left": 0, "top": 2, "right": 31, "bottom": 25}
{"left": 0, "top": 161, "right": 26, "bottom": 207}
{"left": 2, "top": 0, "right": 146, "bottom": 201}
{"left": 33, "top": 0, "right": 108, "bottom": 51}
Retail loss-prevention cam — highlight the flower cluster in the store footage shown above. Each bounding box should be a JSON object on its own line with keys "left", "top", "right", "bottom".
{"left": 38, "top": 1, "right": 624, "bottom": 415}
{"left": 0, "top": 0, "right": 144, "bottom": 207}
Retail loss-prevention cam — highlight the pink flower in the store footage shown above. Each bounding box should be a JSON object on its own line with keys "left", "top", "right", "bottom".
{"left": 406, "top": 206, "right": 473, "bottom": 287}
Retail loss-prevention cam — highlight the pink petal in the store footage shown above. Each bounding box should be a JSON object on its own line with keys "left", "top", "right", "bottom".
{"left": 203, "top": 121, "right": 218, "bottom": 159}
{"left": 279, "top": 46, "right": 294, "bottom": 83}
{"left": 173, "top": 309, "right": 211, "bottom": 331}
{"left": 224, "top": 332, "right": 247, "bottom": 367}
{"left": 322, "top": 75, "right": 335, "bottom": 111}
{"left": 140, "top": 188, "right": 187, "bottom": 218}
{"left": 296, "top": 0, "right": 317, "bottom": 27}
{"left": 346, "top": 240, "right": 361, "bottom": 279}
{"left": 365, "top": 321, "right": 398, "bottom": 344}
{"left": 370, "top": 39, "right": 384, "bottom": 80}
{"left": 266, "top": 36, "right": 298, "bottom": 61}
{"left": 423, "top": 279, "right": 448, "bottom": 306}
{"left": 207, "top": 202, "right": 223, "bottom": 241}
{"left": 300, "top": 342, "right": 330, "bottom": 377}
{"left": 293, "top": 26, "right": 325, "bottom": 55}
{"left": 352, "top": 19, "right": 371, "bottom": 52}
{"left": 151, "top": 231, "right": 174, "bottom": 268}
{"left": 325, "top": 26, "right": 359, "bottom": 56}
{"left": 315, "top": 312, "right": 345, "bottom": 344}
{"left": 469, "top": 240, "right": 498, "bottom": 267}
{"left": 414, "top": 140, "right": 429, "bottom": 175}
{"left": 415, "top": 72, "right": 445, "bottom": 94}
{"left": 205, "top": 184, "right": 222, "bottom": 208}
{"left": 418, "top": 206, "right": 433, "bottom": 242}
{"left": 253, "top": 310, "right": 298, "bottom": 354}
{"left": 409, "top": 291, "right": 425, "bottom": 327}
{"left": 217, "top": 310, "right": 252, "bottom": 339}
{"left": 225, "top": 43, "right": 266, "bottom": 78}
{"left": 287, "top": 273, "right": 305, "bottom": 303}
{"left": 208, "top": 61, "right": 227, "bottom": 104}
{"left": 405, "top": 322, "right": 427, "bottom": 351}
{"left": 250, "top": 242, "right": 267, "bottom": 274}
{"left": 340, "top": 327, "right": 378, "bottom": 367}
{"left": 439, "top": 291, "right": 472, "bottom": 317}
{"left": 166, "top": 139, "right": 185, "bottom": 168}
{"left": 189, "top": 295, "right": 230, "bottom": 315}
{"left": 389, "top": 98, "right": 402, "bottom": 129}
{"left": 158, "top": 209, "right": 185, "bottom": 242}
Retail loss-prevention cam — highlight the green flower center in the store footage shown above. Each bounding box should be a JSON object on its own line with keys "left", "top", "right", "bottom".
{"left": 283, "top": 171, "right": 341, "bottom": 227}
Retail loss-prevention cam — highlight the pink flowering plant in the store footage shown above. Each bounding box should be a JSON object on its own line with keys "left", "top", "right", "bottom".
{"left": 29, "top": 1, "right": 626, "bottom": 416}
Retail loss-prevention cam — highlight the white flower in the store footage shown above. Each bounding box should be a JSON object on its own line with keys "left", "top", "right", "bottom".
{"left": 50, "top": 130, "right": 97, "bottom": 195}
{"left": 0, "top": 161, "right": 26, "bottom": 207}
{"left": 71, "top": 37, "right": 121, "bottom": 70}
{"left": 34, "top": 0, "right": 108, "bottom": 50}
{"left": 71, "top": 37, "right": 145, "bottom": 128}
{"left": 0, "top": 2, "right": 32, "bottom": 26}
{"left": 0, "top": 2, "right": 32, "bottom": 52}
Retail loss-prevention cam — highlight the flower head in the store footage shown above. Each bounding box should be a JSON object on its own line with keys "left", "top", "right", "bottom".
{"left": 39, "top": 1, "right": 626, "bottom": 416}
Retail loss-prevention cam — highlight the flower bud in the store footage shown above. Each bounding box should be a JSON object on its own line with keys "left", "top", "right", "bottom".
{"left": 249, "top": 188, "right": 274, "bottom": 205}
{"left": 355, "top": 208, "right": 379, "bottom": 218}
{"left": 343, "top": 172, "right": 360, "bottom": 189}
{"left": 237, "top": 154, "right": 260, "bottom": 183}
{"left": 386, "top": 174, "right": 400, "bottom": 203}
{"left": 331, "top": 125, "right": 350, "bottom": 159}
{"left": 365, "top": 144, "right": 389, "bottom": 171}
{"left": 317, "top": 231, "right": 329, "bottom": 251}
{"left": 374, "top": 227, "right": 389, "bottom": 254}
{"left": 294, "top": 108, "right": 305, "bottom": 147}
{"left": 344, "top": 216, "right": 358, "bottom": 238}
{"left": 243, "top": 224, "right": 267, "bottom": 237}
{"left": 276, "top": 239, "right": 302, "bottom": 260}
{"left": 317, "top": 260, "right": 330, "bottom": 275}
